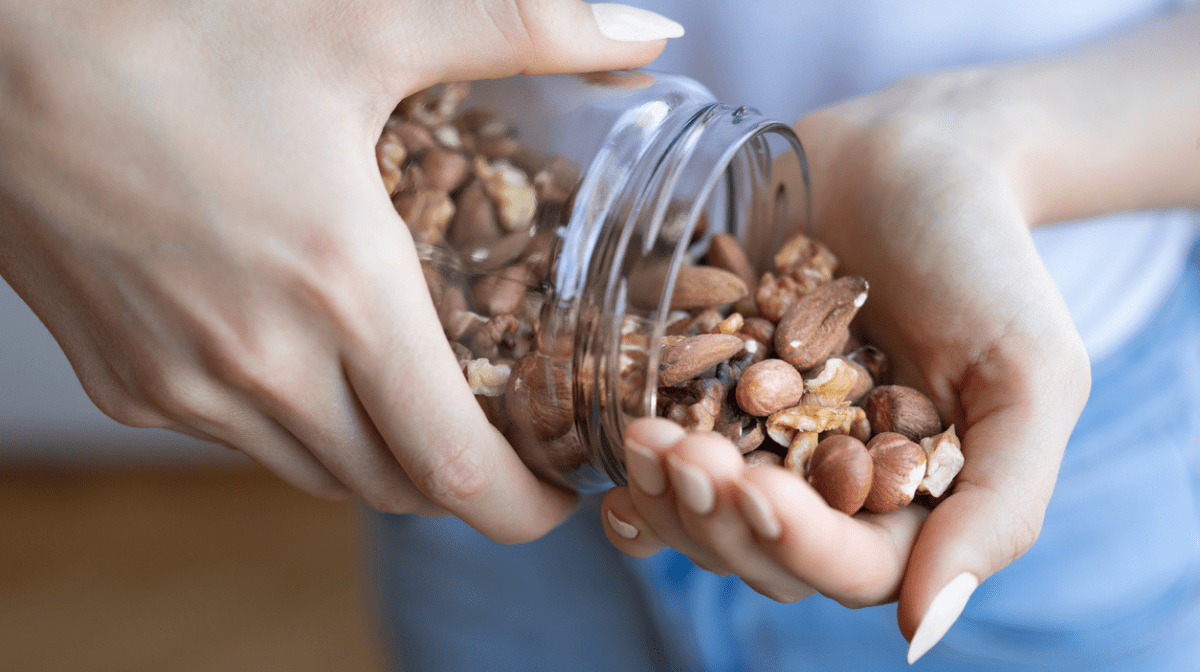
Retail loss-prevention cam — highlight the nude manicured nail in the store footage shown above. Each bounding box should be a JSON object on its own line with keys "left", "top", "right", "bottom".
{"left": 668, "top": 458, "right": 714, "bottom": 515}
{"left": 625, "top": 439, "right": 665, "bottom": 496}
{"left": 907, "top": 572, "right": 979, "bottom": 664}
{"left": 606, "top": 509, "right": 639, "bottom": 539}
{"left": 592, "top": 3, "right": 685, "bottom": 42}
{"left": 736, "top": 481, "right": 781, "bottom": 540}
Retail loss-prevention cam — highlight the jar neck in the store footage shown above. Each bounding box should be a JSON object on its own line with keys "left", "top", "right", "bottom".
{"left": 559, "top": 100, "right": 809, "bottom": 489}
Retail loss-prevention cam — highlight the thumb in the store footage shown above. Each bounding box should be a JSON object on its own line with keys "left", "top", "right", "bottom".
{"left": 382, "top": 1, "right": 684, "bottom": 93}
{"left": 896, "top": 408, "right": 1071, "bottom": 664}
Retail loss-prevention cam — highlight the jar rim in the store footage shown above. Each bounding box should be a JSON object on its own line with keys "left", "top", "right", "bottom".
{"left": 572, "top": 100, "right": 809, "bottom": 488}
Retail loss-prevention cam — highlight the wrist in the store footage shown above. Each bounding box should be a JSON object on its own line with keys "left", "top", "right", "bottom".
{"left": 986, "top": 8, "right": 1200, "bottom": 226}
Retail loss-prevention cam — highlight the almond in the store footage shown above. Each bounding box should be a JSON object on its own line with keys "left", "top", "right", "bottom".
{"left": 774, "top": 275, "right": 868, "bottom": 370}
{"left": 658, "top": 334, "right": 744, "bottom": 387}
{"left": 670, "top": 266, "right": 749, "bottom": 310}
{"left": 704, "top": 233, "right": 758, "bottom": 290}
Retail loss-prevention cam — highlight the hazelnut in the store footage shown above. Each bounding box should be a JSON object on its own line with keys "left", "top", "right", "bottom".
{"left": 388, "top": 120, "right": 436, "bottom": 154}
{"left": 864, "top": 432, "right": 927, "bottom": 513}
{"left": 862, "top": 385, "right": 942, "bottom": 441}
{"left": 744, "top": 448, "right": 784, "bottom": 469}
{"left": 736, "top": 359, "right": 806, "bottom": 416}
{"left": 808, "top": 435, "right": 874, "bottom": 515}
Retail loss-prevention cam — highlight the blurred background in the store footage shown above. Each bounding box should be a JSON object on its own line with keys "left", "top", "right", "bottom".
{"left": 1, "top": 281, "right": 380, "bottom": 671}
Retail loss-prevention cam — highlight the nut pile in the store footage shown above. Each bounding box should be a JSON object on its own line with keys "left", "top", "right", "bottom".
{"left": 642, "top": 233, "right": 965, "bottom": 514}
{"left": 378, "top": 82, "right": 965, "bottom": 514}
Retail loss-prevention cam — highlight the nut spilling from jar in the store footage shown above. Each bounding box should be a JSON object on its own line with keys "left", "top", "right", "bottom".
{"left": 378, "top": 82, "right": 965, "bottom": 512}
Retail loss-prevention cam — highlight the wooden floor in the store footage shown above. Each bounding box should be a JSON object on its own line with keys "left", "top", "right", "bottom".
{"left": 0, "top": 466, "right": 381, "bottom": 672}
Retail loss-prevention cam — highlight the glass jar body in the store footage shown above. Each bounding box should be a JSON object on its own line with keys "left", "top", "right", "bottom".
{"left": 387, "top": 71, "right": 809, "bottom": 492}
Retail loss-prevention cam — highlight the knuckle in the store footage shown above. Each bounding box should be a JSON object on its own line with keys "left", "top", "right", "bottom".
{"left": 281, "top": 230, "right": 384, "bottom": 350}
{"left": 74, "top": 360, "right": 167, "bottom": 429}
{"left": 411, "top": 440, "right": 492, "bottom": 506}
{"left": 136, "top": 365, "right": 221, "bottom": 427}
{"left": 90, "top": 388, "right": 164, "bottom": 429}
{"left": 205, "top": 325, "right": 309, "bottom": 414}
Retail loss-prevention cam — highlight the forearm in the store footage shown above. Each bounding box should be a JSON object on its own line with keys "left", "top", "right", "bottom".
{"left": 997, "top": 5, "right": 1200, "bottom": 226}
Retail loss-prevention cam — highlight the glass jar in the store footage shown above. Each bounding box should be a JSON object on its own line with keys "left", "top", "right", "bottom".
{"left": 383, "top": 70, "right": 809, "bottom": 492}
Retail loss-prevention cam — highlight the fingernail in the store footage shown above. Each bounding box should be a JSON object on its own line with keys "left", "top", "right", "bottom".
{"left": 606, "top": 509, "right": 639, "bottom": 539}
{"left": 625, "top": 439, "right": 666, "bottom": 496}
{"left": 736, "top": 481, "right": 781, "bottom": 540}
{"left": 592, "top": 3, "right": 685, "bottom": 42}
{"left": 907, "top": 572, "right": 979, "bottom": 664}
{"left": 668, "top": 458, "right": 714, "bottom": 515}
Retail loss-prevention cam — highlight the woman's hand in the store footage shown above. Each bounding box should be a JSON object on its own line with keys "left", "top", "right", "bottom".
{"left": 602, "top": 68, "right": 1092, "bottom": 660}
{"left": 0, "top": 0, "right": 682, "bottom": 543}
{"left": 604, "top": 7, "right": 1197, "bottom": 660}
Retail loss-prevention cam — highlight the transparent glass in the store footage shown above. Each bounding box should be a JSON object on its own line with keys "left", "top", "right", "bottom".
{"left": 407, "top": 71, "right": 809, "bottom": 492}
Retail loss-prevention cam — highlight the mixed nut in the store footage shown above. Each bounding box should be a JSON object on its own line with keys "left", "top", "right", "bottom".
{"left": 378, "top": 82, "right": 965, "bottom": 516}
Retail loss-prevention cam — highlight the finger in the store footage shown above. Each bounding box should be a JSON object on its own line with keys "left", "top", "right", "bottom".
{"left": 51, "top": 303, "right": 357, "bottom": 502}
{"left": 897, "top": 302, "right": 1090, "bottom": 663}
{"left": 665, "top": 434, "right": 819, "bottom": 603}
{"left": 623, "top": 418, "right": 732, "bottom": 574}
{"left": 601, "top": 487, "right": 666, "bottom": 557}
{"left": 899, "top": 375, "right": 1087, "bottom": 662}
{"left": 744, "top": 464, "right": 928, "bottom": 608}
{"left": 142, "top": 370, "right": 355, "bottom": 501}
{"left": 218, "top": 344, "right": 448, "bottom": 516}
{"left": 380, "top": 0, "right": 684, "bottom": 92}
{"left": 342, "top": 208, "right": 578, "bottom": 544}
